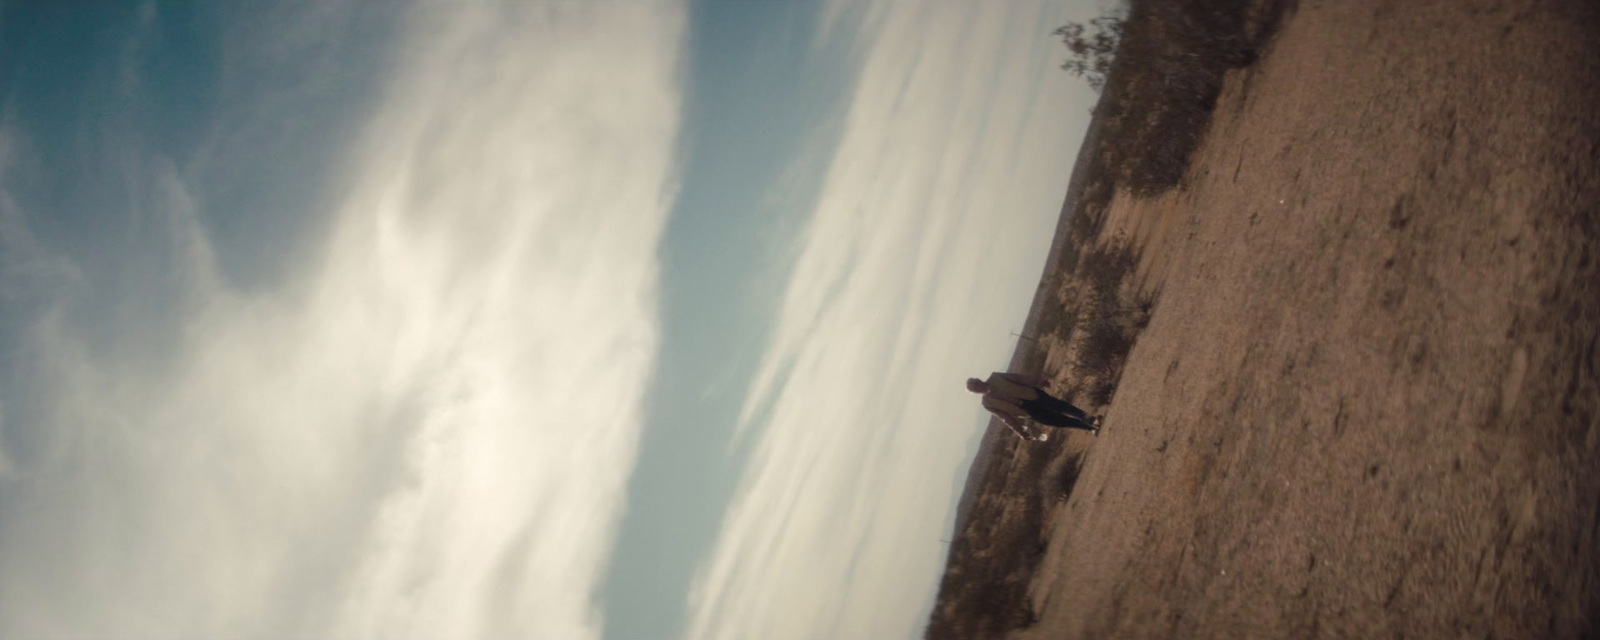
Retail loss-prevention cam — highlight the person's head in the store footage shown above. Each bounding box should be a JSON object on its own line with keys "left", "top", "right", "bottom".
{"left": 966, "top": 378, "right": 987, "bottom": 393}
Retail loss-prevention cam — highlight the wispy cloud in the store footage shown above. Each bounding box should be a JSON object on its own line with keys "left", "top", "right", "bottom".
{"left": 687, "top": 1, "right": 1089, "bottom": 639}
{"left": 0, "top": 3, "right": 685, "bottom": 639}
{"left": 0, "top": 402, "right": 12, "bottom": 481}
{"left": 0, "top": 124, "right": 81, "bottom": 303}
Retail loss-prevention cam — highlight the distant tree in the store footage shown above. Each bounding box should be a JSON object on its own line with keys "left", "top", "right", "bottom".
{"left": 1054, "top": 16, "right": 1124, "bottom": 93}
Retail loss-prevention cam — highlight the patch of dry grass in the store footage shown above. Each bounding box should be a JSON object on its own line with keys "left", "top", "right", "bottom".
{"left": 1076, "top": 0, "right": 1294, "bottom": 226}
{"left": 924, "top": 1, "right": 1292, "bottom": 638}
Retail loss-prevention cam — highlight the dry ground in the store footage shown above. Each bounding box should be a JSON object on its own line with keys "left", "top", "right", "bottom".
{"left": 1013, "top": 1, "right": 1600, "bottom": 638}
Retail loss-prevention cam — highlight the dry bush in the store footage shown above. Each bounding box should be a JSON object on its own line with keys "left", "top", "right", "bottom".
{"left": 1066, "top": 242, "right": 1147, "bottom": 405}
{"left": 1079, "top": 240, "right": 1137, "bottom": 297}
{"left": 1070, "top": 0, "right": 1292, "bottom": 214}
{"left": 926, "top": 450, "right": 1055, "bottom": 640}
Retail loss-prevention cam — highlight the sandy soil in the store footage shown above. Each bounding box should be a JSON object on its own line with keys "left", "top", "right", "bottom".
{"left": 1020, "top": 1, "right": 1600, "bottom": 638}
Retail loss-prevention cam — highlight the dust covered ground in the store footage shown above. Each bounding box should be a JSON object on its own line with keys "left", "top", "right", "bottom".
{"left": 1010, "top": 1, "right": 1600, "bottom": 638}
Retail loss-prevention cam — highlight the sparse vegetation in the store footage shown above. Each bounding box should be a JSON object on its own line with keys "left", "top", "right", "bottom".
{"left": 926, "top": 430, "right": 1058, "bottom": 640}
{"left": 925, "top": 1, "right": 1292, "bottom": 638}
{"left": 931, "top": 0, "right": 1600, "bottom": 635}
{"left": 926, "top": 242, "right": 1149, "bottom": 638}
{"left": 1067, "top": 242, "right": 1147, "bottom": 405}
{"left": 1054, "top": 16, "right": 1124, "bottom": 93}
{"left": 1066, "top": 0, "right": 1293, "bottom": 214}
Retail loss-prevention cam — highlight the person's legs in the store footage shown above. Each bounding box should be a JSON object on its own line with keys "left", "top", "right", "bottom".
{"left": 1035, "top": 390, "right": 1090, "bottom": 421}
{"left": 1033, "top": 411, "right": 1098, "bottom": 431}
{"left": 1020, "top": 398, "right": 1097, "bottom": 431}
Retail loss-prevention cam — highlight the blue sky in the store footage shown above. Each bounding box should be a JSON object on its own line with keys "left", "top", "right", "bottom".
{"left": 601, "top": 4, "right": 863, "bottom": 638}
{"left": 0, "top": 1, "right": 1099, "bottom": 638}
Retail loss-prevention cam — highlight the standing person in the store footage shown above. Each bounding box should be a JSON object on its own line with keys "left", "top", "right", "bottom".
{"left": 967, "top": 371, "right": 1100, "bottom": 441}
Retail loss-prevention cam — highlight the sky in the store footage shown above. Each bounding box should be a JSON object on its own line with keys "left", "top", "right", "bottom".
{"left": 0, "top": 1, "right": 1100, "bottom": 638}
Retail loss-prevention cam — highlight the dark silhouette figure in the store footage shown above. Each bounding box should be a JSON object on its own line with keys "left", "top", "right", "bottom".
{"left": 967, "top": 372, "right": 1100, "bottom": 441}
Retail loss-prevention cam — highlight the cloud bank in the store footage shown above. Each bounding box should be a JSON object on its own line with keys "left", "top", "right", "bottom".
{"left": 687, "top": 1, "right": 1088, "bottom": 639}
{"left": 0, "top": 3, "right": 685, "bottom": 639}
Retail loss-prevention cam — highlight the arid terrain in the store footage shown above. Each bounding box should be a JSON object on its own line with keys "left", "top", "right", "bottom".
{"left": 932, "top": 1, "right": 1600, "bottom": 638}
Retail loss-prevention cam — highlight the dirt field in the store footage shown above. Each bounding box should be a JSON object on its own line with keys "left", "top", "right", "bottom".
{"left": 1005, "top": 1, "right": 1600, "bottom": 638}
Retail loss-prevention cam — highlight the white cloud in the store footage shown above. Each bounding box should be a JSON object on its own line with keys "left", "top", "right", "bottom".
{"left": 0, "top": 124, "right": 82, "bottom": 303}
{"left": 0, "top": 402, "right": 11, "bottom": 481}
{"left": 688, "top": 1, "right": 1091, "bottom": 639}
{"left": 0, "top": 3, "right": 685, "bottom": 639}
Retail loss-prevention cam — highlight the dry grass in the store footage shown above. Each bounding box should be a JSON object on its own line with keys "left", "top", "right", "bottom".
{"left": 932, "top": 0, "right": 1600, "bottom": 636}
{"left": 927, "top": 242, "right": 1148, "bottom": 638}
{"left": 1076, "top": 0, "right": 1294, "bottom": 220}
{"left": 923, "top": 1, "right": 1291, "bottom": 638}
{"left": 926, "top": 439, "right": 1059, "bottom": 639}
{"left": 1056, "top": 241, "right": 1147, "bottom": 406}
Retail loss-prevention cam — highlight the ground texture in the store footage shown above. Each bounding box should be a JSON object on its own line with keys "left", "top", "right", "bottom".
{"left": 1012, "top": 1, "right": 1600, "bottom": 638}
